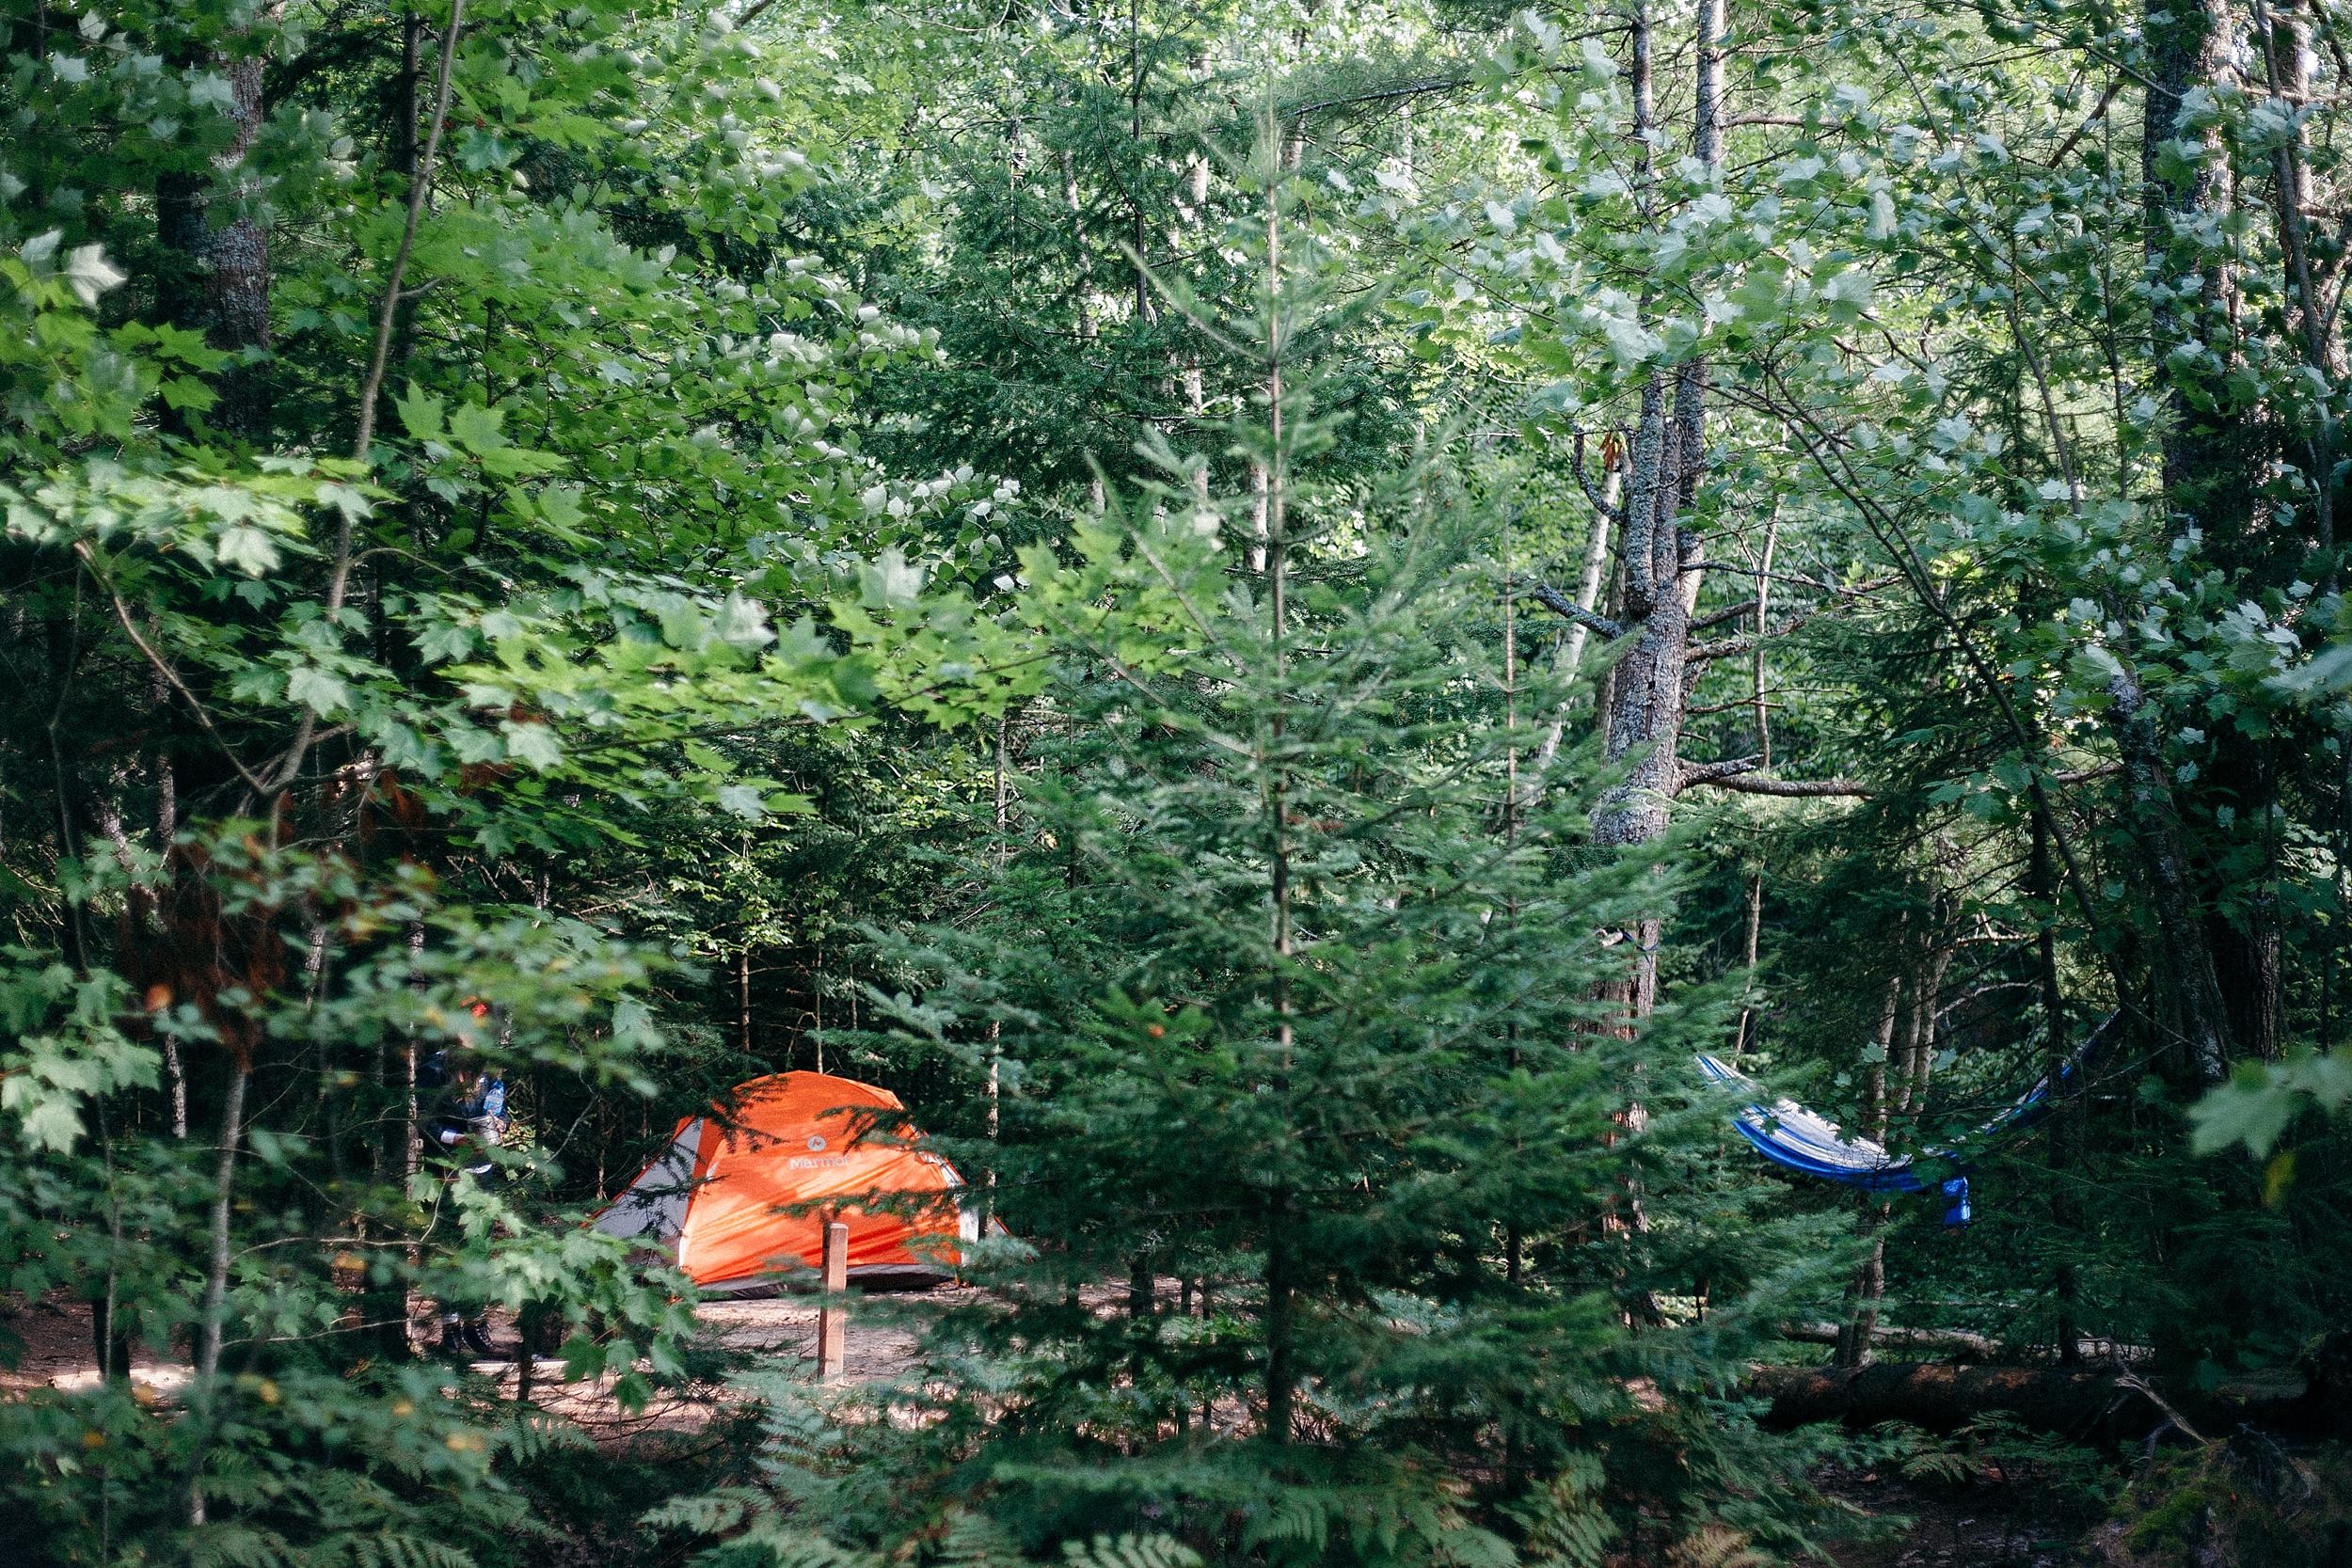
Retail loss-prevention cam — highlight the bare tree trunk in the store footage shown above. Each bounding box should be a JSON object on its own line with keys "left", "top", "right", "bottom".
{"left": 2143, "top": 0, "right": 2237, "bottom": 512}
{"left": 1732, "top": 507, "right": 1777, "bottom": 1056}
{"left": 1891, "top": 941, "right": 1947, "bottom": 1118}
{"left": 2033, "top": 808, "right": 2090, "bottom": 1365}
{"left": 1260, "top": 187, "right": 1297, "bottom": 1448}
{"left": 738, "top": 943, "right": 754, "bottom": 1054}
{"left": 1528, "top": 444, "right": 1620, "bottom": 793}
{"left": 984, "top": 709, "right": 1011, "bottom": 1214}
{"left": 1834, "top": 1213, "right": 1890, "bottom": 1370}
{"left": 1247, "top": 135, "right": 1306, "bottom": 575}
{"left": 1058, "top": 149, "right": 1110, "bottom": 515}
{"left": 2200, "top": 0, "right": 2329, "bottom": 1066}
{"left": 1758, "top": 1347, "right": 2352, "bottom": 1438}
{"left": 188, "top": 1061, "right": 250, "bottom": 1526}
{"left": 93, "top": 1105, "right": 131, "bottom": 1385}
{"left": 2127, "top": 0, "right": 2249, "bottom": 1083}
{"left": 1836, "top": 976, "right": 1904, "bottom": 1369}
{"left": 1126, "top": 0, "right": 1150, "bottom": 329}
{"left": 405, "top": 921, "right": 424, "bottom": 1179}
{"left": 141, "top": 664, "right": 191, "bottom": 1139}
{"left": 1180, "top": 124, "right": 1211, "bottom": 504}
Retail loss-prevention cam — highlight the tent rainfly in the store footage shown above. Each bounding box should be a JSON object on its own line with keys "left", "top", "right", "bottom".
{"left": 592, "top": 1070, "right": 978, "bottom": 1290}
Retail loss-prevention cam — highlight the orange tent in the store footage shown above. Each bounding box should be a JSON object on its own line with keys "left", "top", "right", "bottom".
{"left": 592, "top": 1070, "right": 976, "bottom": 1291}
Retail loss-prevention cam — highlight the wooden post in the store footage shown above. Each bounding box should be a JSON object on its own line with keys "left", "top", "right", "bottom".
{"left": 817, "top": 1220, "right": 848, "bottom": 1380}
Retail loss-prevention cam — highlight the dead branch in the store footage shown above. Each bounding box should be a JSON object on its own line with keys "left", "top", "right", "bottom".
{"left": 1679, "top": 754, "right": 1868, "bottom": 797}
{"left": 1572, "top": 451, "right": 1624, "bottom": 524}
{"left": 1687, "top": 604, "right": 1824, "bottom": 662}
{"left": 1692, "top": 596, "right": 1759, "bottom": 632}
{"left": 1522, "top": 581, "right": 1626, "bottom": 641}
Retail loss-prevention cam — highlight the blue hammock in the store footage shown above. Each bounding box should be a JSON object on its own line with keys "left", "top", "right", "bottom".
{"left": 1695, "top": 1014, "right": 2115, "bottom": 1227}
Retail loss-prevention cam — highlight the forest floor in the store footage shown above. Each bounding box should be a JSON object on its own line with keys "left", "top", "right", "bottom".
{"left": 6, "top": 1291, "right": 2111, "bottom": 1564}
{"left": 0, "top": 1288, "right": 943, "bottom": 1434}
{"left": 1794, "top": 1464, "right": 2098, "bottom": 1568}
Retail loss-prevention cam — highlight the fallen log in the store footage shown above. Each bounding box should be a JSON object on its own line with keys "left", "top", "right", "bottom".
{"left": 1774, "top": 1322, "right": 2153, "bottom": 1364}
{"left": 1776, "top": 1322, "right": 2001, "bottom": 1361}
{"left": 1745, "top": 1360, "right": 2332, "bottom": 1442}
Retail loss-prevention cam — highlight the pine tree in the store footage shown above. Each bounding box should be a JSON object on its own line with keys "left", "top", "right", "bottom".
{"left": 695, "top": 141, "right": 1843, "bottom": 1568}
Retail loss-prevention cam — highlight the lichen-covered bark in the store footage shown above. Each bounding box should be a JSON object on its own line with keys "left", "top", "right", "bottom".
{"left": 1590, "top": 0, "right": 1722, "bottom": 1025}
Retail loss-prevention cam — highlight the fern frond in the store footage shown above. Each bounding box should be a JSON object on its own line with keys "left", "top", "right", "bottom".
{"left": 643, "top": 1487, "right": 758, "bottom": 1535}
{"left": 933, "top": 1507, "right": 1024, "bottom": 1568}
{"left": 1062, "top": 1532, "right": 1205, "bottom": 1568}
{"left": 1665, "top": 1525, "right": 1766, "bottom": 1568}
{"left": 737, "top": 1521, "right": 889, "bottom": 1568}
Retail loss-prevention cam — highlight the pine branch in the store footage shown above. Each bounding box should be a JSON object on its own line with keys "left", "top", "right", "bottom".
{"left": 1686, "top": 562, "right": 1899, "bottom": 597}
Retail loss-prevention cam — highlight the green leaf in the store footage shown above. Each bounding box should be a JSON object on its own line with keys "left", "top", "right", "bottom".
{"left": 62, "top": 243, "right": 126, "bottom": 307}
{"left": 394, "top": 384, "right": 446, "bottom": 441}
{"left": 716, "top": 784, "right": 767, "bottom": 819}
{"left": 2189, "top": 1067, "right": 2301, "bottom": 1158}
{"left": 215, "top": 525, "right": 282, "bottom": 577}
{"left": 501, "top": 721, "right": 563, "bottom": 772}
{"left": 416, "top": 623, "right": 476, "bottom": 665}
{"left": 718, "top": 592, "right": 774, "bottom": 649}
{"left": 449, "top": 401, "right": 510, "bottom": 455}
{"left": 860, "top": 547, "right": 924, "bottom": 610}
{"left": 287, "top": 666, "right": 351, "bottom": 717}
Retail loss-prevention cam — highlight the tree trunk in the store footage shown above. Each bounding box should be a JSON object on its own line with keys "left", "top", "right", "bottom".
{"left": 188, "top": 1061, "right": 250, "bottom": 1526}
{"left": 2129, "top": 0, "right": 2247, "bottom": 1085}
{"left": 1527, "top": 441, "right": 1619, "bottom": 795}
{"left": 2109, "top": 666, "right": 2233, "bottom": 1083}
{"left": 158, "top": 37, "right": 272, "bottom": 436}
{"left": 2143, "top": 0, "right": 2238, "bottom": 521}
{"left": 1590, "top": 0, "right": 1720, "bottom": 1023}
{"left": 738, "top": 943, "right": 754, "bottom": 1053}
{"left": 1833, "top": 1217, "right": 1888, "bottom": 1370}
{"left": 1782, "top": 1322, "right": 2157, "bottom": 1365}
{"left": 1259, "top": 188, "right": 1297, "bottom": 1447}
{"left": 1836, "top": 978, "right": 1901, "bottom": 1369}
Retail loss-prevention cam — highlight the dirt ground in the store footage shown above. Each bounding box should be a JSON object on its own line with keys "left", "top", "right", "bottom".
{"left": 1797, "top": 1464, "right": 2098, "bottom": 1568}
{"left": 1, "top": 1293, "right": 192, "bottom": 1400}
{"left": 1, "top": 1288, "right": 947, "bottom": 1433}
